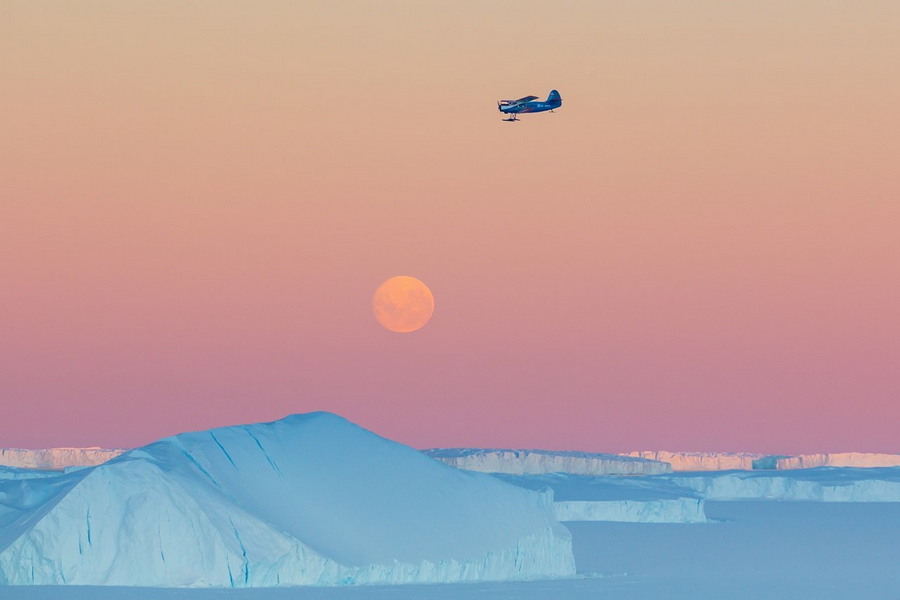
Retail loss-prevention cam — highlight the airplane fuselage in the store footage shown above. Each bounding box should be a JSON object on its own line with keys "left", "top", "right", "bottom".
{"left": 498, "top": 101, "right": 557, "bottom": 115}
{"left": 498, "top": 90, "right": 562, "bottom": 118}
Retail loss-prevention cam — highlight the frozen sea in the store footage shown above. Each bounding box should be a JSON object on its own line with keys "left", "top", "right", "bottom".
{"left": 8, "top": 500, "right": 900, "bottom": 600}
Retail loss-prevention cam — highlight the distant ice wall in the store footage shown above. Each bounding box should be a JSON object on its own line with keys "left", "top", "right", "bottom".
{"left": 0, "top": 448, "right": 124, "bottom": 470}
{"left": 425, "top": 449, "right": 671, "bottom": 476}
{"left": 621, "top": 451, "right": 900, "bottom": 472}
{"left": 621, "top": 451, "right": 764, "bottom": 471}
{"left": 665, "top": 469, "right": 900, "bottom": 502}
{"left": 774, "top": 453, "right": 900, "bottom": 470}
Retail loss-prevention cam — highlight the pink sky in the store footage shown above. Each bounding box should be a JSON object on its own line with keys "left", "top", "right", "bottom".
{"left": 2, "top": 1, "right": 898, "bottom": 453}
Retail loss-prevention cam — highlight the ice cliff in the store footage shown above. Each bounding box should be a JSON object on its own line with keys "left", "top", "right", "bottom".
{"left": 0, "top": 412, "right": 574, "bottom": 587}
{"left": 425, "top": 449, "right": 671, "bottom": 475}
{"left": 6, "top": 447, "right": 898, "bottom": 474}
{"left": 621, "top": 451, "right": 900, "bottom": 471}
{"left": 664, "top": 468, "right": 900, "bottom": 501}
{"left": 772, "top": 453, "right": 900, "bottom": 470}
{"left": 0, "top": 448, "right": 124, "bottom": 470}
{"left": 622, "top": 451, "right": 764, "bottom": 471}
{"left": 554, "top": 498, "right": 706, "bottom": 523}
{"left": 494, "top": 473, "right": 708, "bottom": 524}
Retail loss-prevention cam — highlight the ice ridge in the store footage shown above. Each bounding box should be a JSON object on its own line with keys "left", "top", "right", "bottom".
{"left": 0, "top": 412, "right": 574, "bottom": 587}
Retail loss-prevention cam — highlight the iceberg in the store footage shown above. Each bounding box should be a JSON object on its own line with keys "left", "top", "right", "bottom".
{"left": 7, "top": 447, "right": 898, "bottom": 475}
{"left": 492, "top": 473, "right": 708, "bottom": 523}
{"left": 664, "top": 467, "right": 900, "bottom": 501}
{"left": 0, "top": 466, "right": 66, "bottom": 481}
{"left": 425, "top": 448, "right": 671, "bottom": 475}
{"left": 554, "top": 498, "right": 706, "bottom": 523}
{"left": 0, "top": 448, "right": 124, "bottom": 470}
{"left": 0, "top": 413, "right": 574, "bottom": 587}
{"left": 772, "top": 453, "right": 900, "bottom": 470}
{"left": 621, "top": 451, "right": 900, "bottom": 472}
{"left": 621, "top": 451, "right": 764, "bottom": 471}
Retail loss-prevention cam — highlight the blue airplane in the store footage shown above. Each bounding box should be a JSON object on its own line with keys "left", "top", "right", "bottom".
{"left": 497, "top": 90, "right": 562, "bottom": 121}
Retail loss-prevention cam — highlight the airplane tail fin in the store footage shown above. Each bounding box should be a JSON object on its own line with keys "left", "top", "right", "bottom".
{"left": 547, "top": 90, "right": 562, "bottom": 106}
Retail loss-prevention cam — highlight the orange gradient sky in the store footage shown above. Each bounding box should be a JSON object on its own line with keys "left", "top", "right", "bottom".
{"left": 2, "top": 1, "right": 898, "bottom": 452}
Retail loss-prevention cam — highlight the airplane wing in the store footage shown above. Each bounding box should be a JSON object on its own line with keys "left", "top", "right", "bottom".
{"left": 514, "top": 95, "right": 539, "bottom": 104}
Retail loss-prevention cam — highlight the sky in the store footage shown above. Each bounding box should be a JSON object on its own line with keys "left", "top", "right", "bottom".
{"left": 2, "top": 1, "right": 898, "bottom": 453}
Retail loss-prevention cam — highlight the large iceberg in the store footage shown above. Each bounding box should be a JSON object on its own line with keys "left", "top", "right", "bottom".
{"left": 771, "top": 453, "right": 900, "bottom": 470}
{"left": 425, "top": 448, "right": 671, "bottom": 475}
{"left": 0, "top": 448, "right": 124, "bottom": 470}
{"left": 553, "top": 498, "right": 706, "bottom": 523}
{"left": 663, "top": 468, "right": 900, "bottom": 501}
{"left": 621, "top": 451, "right": 764, "bottom": 471}
{"left": 0, "top": 412, "right": 574, "bottom": 587}
{"left": 621, "top": 451, "right": 900, "bottom": 471}
{"left": 495, "top": 473, "right": 708, "bottom": 524}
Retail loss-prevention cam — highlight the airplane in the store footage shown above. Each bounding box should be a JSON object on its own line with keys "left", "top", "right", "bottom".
{"left": 497, "top": 90, "right": 562, "bottom": 121}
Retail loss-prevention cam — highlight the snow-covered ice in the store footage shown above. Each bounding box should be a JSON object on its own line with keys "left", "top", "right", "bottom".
{"left": 0, "top": 413, "right": 574, "bottom": 587}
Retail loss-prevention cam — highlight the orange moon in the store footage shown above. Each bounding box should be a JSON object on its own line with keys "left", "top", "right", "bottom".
{"left": 372, "top": 276, "right": 435, "bottom": 333}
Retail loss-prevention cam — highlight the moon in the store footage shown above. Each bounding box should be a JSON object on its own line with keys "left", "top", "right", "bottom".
{"left": 372, "top": 276, "right": 435, "bottom": 333}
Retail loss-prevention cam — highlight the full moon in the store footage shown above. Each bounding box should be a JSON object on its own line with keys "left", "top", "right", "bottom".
{"left": 372, "top": 276, "right": 435, "bottom": 333}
